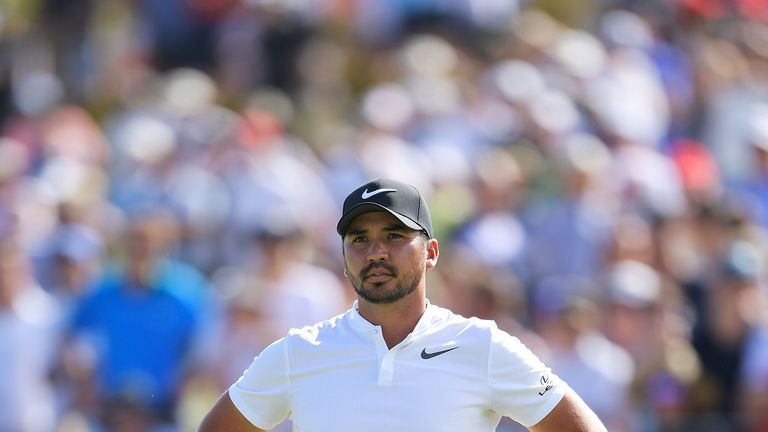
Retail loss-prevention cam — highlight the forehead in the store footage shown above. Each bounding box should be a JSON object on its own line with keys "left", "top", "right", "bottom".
{"left": 346, "top": 211, "right": 406, "bottom": 232}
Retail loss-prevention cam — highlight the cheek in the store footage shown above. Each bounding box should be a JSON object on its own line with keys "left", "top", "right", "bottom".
{"left": 411, "top": 247, "right": 424, "bottom": 262}
{"left": 401, "top": 247, "right": 427, "bottom": 272}
{"left": 342, "top": 250, "right": 362, "bottom": 275}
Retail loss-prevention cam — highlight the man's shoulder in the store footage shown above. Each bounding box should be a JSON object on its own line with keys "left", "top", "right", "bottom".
{"left": 422, "top": 304, "right": 500, "bottom": 350}
{"left": 284, "top": 310, "right": 350, "bottom": 344}
{"left": 428, "top": 304, "right": 498, "bottom": 332}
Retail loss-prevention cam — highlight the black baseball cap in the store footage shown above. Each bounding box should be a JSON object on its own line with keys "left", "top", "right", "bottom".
{"left": 336, "top": 178, "right": 433, "bottom": 238}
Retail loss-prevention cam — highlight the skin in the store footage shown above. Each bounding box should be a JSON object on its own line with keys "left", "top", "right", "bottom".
{"left": 0, "top": 243, "right": 25, "bottom": 308}
{"left": 198, "top": 211, "right": 607, "bottom": 432}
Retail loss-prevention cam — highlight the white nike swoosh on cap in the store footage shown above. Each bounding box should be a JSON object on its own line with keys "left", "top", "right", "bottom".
{"left": 361, "top": 188, "right": 397, "bottom": 199}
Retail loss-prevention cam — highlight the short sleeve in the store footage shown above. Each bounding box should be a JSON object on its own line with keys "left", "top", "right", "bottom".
{"left": 228, "top": 337, "right": 292, "bottom": 429}
{"left": 488, "top": 324, "right": 568, "bottom": 427}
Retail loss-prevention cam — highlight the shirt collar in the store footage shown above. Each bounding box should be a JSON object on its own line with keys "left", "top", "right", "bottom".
{"left": 346, "top": 299, "right": 440, "bottom": 338}
{"left": 347, "top": 300, "right": 378, "bottom": 333}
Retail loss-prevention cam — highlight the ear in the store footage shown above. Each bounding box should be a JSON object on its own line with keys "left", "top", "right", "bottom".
{"left": 343, "top": 267, "right": 349, "bottom": 278}
{"left": 425, "top": 238, "right": 439, "bottom": 269}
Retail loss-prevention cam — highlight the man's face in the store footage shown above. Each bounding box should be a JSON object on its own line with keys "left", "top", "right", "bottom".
{"left": 342, "top": 211, "right": 437, "bottom": 304}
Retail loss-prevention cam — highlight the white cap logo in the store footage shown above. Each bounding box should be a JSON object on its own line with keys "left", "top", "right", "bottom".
{"left": 361, "top": 188, "right": 397, "bottom": 199}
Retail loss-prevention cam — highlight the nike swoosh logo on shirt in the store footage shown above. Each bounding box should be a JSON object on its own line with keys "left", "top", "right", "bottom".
{"left": 420, "top": 346, "right": 459, "bottom": 359}
{"left": 361, "top": 188, "right": 397, "bottom": 199}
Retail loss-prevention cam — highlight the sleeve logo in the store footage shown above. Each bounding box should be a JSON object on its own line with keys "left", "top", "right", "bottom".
{"left": 538, "top": 374, "right": 554, "bottom": 396}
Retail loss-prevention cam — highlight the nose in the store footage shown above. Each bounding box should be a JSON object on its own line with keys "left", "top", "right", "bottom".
{"left": 367, "top": 238, "right": 389, "bottom": 262}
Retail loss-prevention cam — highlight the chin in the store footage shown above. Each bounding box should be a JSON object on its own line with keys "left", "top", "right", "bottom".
{"left": 357, "top": 283, "right": 417, "bottom": 305}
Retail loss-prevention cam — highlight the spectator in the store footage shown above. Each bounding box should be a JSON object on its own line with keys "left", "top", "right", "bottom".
{"left": 533, "top": 276, "right": 635, "bottom": 431}
{"left": 690, "top": 241, "right": 768, "bottom": 431}
{"left": 0, "top": 236, "right": 61, "bottom": 432}
{"left": 33, "top": 202, "right": 105, "bottom": 308}
{"left": 65, "top": 206, "right": 210, "bottom": 429}
{"left": 603, "top": 259, "right": 701, "bottom": 432}
{"left": 234, "top": 215, "right": 348, "bottom": 335}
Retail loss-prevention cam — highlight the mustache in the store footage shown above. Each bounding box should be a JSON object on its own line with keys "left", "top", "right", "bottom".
{"left": 361, "top": 262, "right": 397, "bottom": 279}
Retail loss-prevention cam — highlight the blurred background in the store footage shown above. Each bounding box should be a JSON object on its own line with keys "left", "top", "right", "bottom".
{"left": 1, "top": 0, "right": 768, "bottom": 431}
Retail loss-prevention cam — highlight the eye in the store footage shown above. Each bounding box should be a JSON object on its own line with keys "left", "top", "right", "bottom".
{"left": 387, "top": 232, "right": 404, "bottom": 240}
{"left": 350, "top": 235, "right": 367, "bottom": 244}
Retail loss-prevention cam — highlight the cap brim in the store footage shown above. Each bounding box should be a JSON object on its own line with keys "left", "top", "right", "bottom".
{"left": 337, "top": 203, "right": 423, "bottom": 236}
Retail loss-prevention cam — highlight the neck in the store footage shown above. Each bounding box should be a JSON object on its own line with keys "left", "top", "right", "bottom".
{"left": 357, "top": 290, "right": 427, "bottom": 349}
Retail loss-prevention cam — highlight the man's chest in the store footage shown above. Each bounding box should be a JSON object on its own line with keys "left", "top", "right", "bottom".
{"left": 287, "top": 339, "right": 496, "bottom": 431}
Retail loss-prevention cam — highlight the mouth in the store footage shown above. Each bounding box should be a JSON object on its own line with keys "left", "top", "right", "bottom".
{"left": 365, "top": 271, "right": 392, "bottom": 282}
{"left": 363, "top": 266, "right": 395, "bottom": 282}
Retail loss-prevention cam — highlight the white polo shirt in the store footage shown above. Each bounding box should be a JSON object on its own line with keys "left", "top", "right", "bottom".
{"left": 229, "top": 302, "right": 567, "bottom": 431}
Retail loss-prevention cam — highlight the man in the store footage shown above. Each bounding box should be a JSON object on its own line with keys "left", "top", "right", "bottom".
{"left": 199, "top": 178, "right": 607, "bottom": 431}
{"left": 67, "top": 207, "right": 207, "bottom": 428}
{"left": 0, "top": 237, "right": 61, "bottom": 432}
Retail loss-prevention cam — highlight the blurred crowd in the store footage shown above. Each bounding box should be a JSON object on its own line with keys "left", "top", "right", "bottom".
{"left": 1, "top": 0, "right": 768, "bottom": 431}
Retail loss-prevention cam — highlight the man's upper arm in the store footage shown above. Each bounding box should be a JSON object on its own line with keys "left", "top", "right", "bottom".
{"left": 529, "top": 389, "right": 607, "bottom": 432}
{"left": 198, "top": 392, "right": 265, "bottom": 432}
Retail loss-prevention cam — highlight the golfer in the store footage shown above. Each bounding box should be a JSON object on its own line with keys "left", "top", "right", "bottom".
{"left": 199, "top": 178, "right": 607, "bottom": 432}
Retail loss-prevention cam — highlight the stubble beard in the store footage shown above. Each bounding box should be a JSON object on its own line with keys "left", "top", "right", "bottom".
{"left": 346, "top": 259, "right": 425, "bottom": 305}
